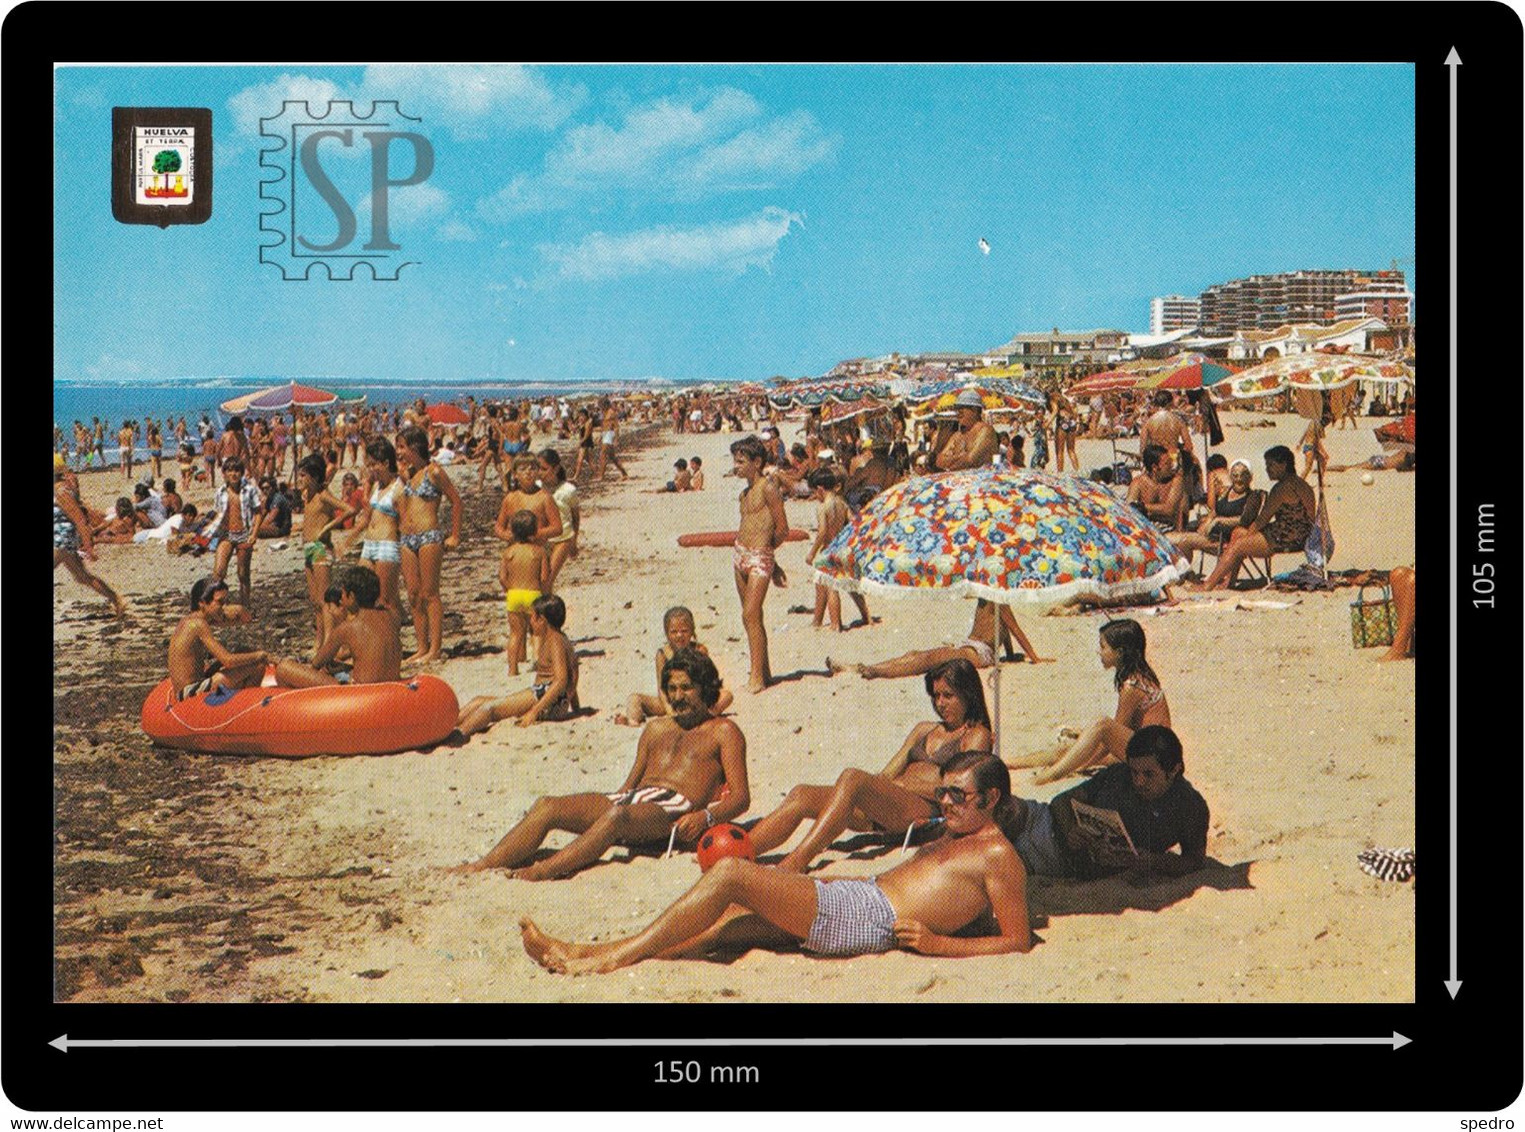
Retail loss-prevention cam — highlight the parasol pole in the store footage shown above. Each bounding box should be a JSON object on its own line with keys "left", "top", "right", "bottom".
{"left": 990, "top": 602, "right": 1001, "bottom": 761}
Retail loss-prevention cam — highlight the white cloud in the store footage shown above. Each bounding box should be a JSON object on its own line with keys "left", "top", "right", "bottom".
{"left": 227, "top": 74, "right": 346, "bottom": 137}
{"left": 83, "top": 354, "right": 142, "bottom": 379}
{"left": 547, "top": 88, "right": 760, "bottom": 181}
{"left": 436, "top": 217, "right": 477, "bottom": 242}
{"left": 359, "top": 65, "right": 583, "bottom": 136}
{"left": 682, "top": 111, "right": 838, "bottom": 189}
{"left": 540, "top": 207, "right": 803, "bottom": 282}
{"left": 476, "top": 88, "right": 834, "bottom": 219}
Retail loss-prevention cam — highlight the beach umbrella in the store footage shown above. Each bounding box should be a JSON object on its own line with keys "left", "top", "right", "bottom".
{"left": 425, "top": 402, "right": 471, "bottom": 426}
{"left": 819, "top": 396, "right": 891, "bottom": 425}
{"left": 1219, "top": 354, "right": 1413, "bottom": 401}
{"left": 219, "top": 381, "right": 341, "bottom": 416}
{"left": 814, "top": 468, "right": 1187, "bottom": 755}
{"left": 1066, "top": 369, "right": 1145, "bottom": 397}
{"left": 902, "top": 377, "right": 1045, "bottom": 407}
{"left": 1138, "top": 360, "right": 1238, "bottom": 391}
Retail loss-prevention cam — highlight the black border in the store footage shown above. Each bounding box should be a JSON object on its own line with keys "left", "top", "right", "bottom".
{"left": 16, "top": 2, "right": 1521, "bottom": 1114}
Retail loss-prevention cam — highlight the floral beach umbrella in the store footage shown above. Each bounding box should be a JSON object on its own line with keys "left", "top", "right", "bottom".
{"left": 815, "top": 468, "right": 1187, "bottom": 754}
{"left": 815, "top": 468, "right": 1186, "bottom": 607}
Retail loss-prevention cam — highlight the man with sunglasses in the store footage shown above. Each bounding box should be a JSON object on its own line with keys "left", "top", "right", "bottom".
{"left": 520, "top": 752, "right": 1032, "bottom": 974}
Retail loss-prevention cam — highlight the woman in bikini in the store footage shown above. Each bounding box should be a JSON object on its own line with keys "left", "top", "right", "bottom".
{"left": 1051, "top": 390, "right": 1080, "bottom": 473}
{"left": 1009, "top": 618, "right": 1172, "bottom": 784}
{"left": 744, "top": 657, "right": 993, "bottom": 873}
{"left": 397, "top": 426, "right": 463, "bottom": 664}
{"left": 339, "top": 437, "right": 405, "bottom": 615}
{"left": 829, "top": 599, "right": 1047, "bottom": 678}
{"left": 296, "top": 454, "right": 355, "bottom": 652}
{"left": 1193, "top": 444, "right": 1316, "bottom": 591}
{"left": 570, "top": 409, "right": 596, "bottom": 484}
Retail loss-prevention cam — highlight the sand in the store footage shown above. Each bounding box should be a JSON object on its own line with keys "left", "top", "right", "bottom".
{"left": 53, "top": 408, "right": 1415, "bottom": 1003}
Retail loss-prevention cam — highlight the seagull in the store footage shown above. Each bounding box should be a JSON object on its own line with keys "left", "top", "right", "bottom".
{"left": 978, "top": 237, "right": 991, "bottom": 256}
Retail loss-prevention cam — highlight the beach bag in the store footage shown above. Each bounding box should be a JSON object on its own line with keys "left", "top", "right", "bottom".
{"left": 1350, "top": 583, "right": 1398, "bottom": 648}
{"left": 1304, "top": 493, "right": 1335, "bottom": 570}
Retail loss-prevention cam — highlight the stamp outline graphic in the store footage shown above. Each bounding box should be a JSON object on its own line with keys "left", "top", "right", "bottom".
{"left": 257, "top": 99, "right": 429, "bottom": 281}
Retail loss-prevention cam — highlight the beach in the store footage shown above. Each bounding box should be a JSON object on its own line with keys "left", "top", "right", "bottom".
{"left": 53, "top": 410, "right": 1415, "bottom": 1005}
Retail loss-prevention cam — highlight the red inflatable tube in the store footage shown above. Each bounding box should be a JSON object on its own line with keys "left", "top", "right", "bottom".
{"left": 676, "top": 529, "right": 810, "bottom": 548}
{"left": 140, "top": 675, "right": 460, "bottom": 758}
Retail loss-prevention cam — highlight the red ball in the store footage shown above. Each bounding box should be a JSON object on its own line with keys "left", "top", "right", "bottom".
{"left": 696, "top": 822, "right": 755, "bottom": 871}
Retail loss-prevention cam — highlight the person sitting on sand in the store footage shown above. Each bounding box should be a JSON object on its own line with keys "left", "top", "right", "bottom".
{"left": 688, "top": 455, "right": 705, "bottom": 490}
{"left": 667, "top": 458, "right": 693, "bottom": 492}
{"left": 1168, "top": 458, "right": 1263, "bottom": 559}
{"left": 747, "top": 658, "right": 994, "bottom": 873}
{"left": 615, "top": 606, "right": 734, "bottom": 727}
{"left": 255, "top": 477, "right": 293, "bottom": 539}
{"left": 272, "top": 566, "right": 402, "bottom": 688}
{"left": 807, "top": 467, "right": 871, "bottom": 632}
{"left": 1126, "top": 444, "right": 1187, "bottom": 532}
{"left": 450, "top": 647, "right": 747, "bottom": 882}
{"left": 1008, "top": 726, "right": 1208, "bottom": 885}
{"left": 168, "top": 578, "right": 268, "bottom": 700}
{"left": 160, "top": 479, "right": 184, "bottom": 517}
{"left": 455, "top": 594, "right": 581, "bottom": 738}
{"left": 1008, "top": 618, "right": 1171, "bottom": 784}
{"left": 93, "top": 498, "right": 141, "bottom": 544}
{"left": 500, "top": 509, "right": 551, "bottom": 677}
{"left": 1193, "top": 445, "right": 1317, "bottom": 591}
{"left": 829, "top": 598, "right": 1047, "bottom": 679}
{"left": 520, "top": 751, "right": 1031, "bottom": 973}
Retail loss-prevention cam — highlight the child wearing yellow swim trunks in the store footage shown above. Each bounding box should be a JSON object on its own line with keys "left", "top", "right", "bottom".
{"left": 501, "top": 509, "right": 550, "bottom": 676}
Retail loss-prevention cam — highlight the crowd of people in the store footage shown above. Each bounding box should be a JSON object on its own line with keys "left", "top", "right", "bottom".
{"left": 53, "top": 370, "right": 1414, "bottom": 978}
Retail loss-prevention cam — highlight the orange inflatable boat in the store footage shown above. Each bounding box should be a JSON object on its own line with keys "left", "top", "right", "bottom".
{"left": 140, "top": 675, "right": 459, "bottom": 758}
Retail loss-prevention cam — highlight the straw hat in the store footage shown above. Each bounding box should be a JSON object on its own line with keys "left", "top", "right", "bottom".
{"left": 954, "top": 390, "right": 984, "bottom": 411}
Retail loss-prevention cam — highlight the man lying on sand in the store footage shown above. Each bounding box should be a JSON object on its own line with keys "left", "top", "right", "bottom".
{"left": 450, "top": 647, "right": 748, "bottom": 881}
{"left": 520, "top": 752, "right": 1031, "bottom": 974}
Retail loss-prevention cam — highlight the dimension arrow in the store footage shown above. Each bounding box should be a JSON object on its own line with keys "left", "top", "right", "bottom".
{"left": 49, "top": 1033, "right": 1409, "bottom": 1053}
{"left": 1445, "top": 44, "right": 1462, "bottom": 1002}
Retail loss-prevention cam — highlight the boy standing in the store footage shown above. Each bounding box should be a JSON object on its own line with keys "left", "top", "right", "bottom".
{"left": 210, "top": 457, "right": 267, "bottom": 608}
{"left": 806, "top": 467, "right": 869, "bottom": 631}
{"left": 731, "top": 435, "right": 789, "bottom": 693}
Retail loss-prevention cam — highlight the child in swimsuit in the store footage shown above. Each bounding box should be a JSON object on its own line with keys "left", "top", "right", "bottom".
{"left": 615, "top": 606, "right": 735, "bottom": 726}
{"left": 500, "top": 509, "right": 550, "bottom": 676}
{"left": 1012, "top": 618, "right": 1172, "bottom": 784}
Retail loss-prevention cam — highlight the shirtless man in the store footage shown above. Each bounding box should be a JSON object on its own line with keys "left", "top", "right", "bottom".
{"left": 1139, "top": 391, "right": 1192, "bottom": 456}
{"left": 520, "top": 752, "right": 1031, "bottom": 974}
{"left": 731, "top": 435, "right": 789, "bottom": 692}
{"left": 272, "top": 566, "right": 402, "bottom": 688}
{"left": 168, "top": 578, "right": 268, "bottom": 701}
{"left": 451, "top": 648, "right": 748, "bottom": 881}
{"left": 1126, "top": 444, "right": 1187, "bottom": 531}
{"left": 934, "top": 390, "right": 1001, "bottom": 471}
{"left": 210, "top": 457, "right": 267, "bottom": 608}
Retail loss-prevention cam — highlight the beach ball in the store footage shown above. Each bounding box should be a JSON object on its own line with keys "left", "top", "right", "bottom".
{"left": 1361, "top": 473, "right": 1375, "bottom": 486}
{"left": 697, "top": 823, "right": 755, "bottom": 871}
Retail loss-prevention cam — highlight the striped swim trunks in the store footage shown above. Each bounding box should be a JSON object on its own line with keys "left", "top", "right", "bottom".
{"left": 605, "top": 785, "right": 696, "bottom": 816}
{"left": 803, "top": 878, "right": 898, "bottom": 957}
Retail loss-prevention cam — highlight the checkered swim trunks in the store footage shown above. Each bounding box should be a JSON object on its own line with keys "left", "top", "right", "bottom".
{"left": 803, "top": 878, "right": 898, "bottom": 957}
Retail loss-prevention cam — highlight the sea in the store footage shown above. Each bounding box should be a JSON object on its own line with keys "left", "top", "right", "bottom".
{"left": 52, "top": 376, "right": 706, "bottom": 459}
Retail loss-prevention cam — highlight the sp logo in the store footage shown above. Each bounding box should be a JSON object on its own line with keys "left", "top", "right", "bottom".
{"left": 259, "top": 100, "right": 436, "bottom": 280}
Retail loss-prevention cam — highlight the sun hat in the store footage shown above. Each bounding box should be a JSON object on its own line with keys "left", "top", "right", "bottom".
{"left": 954, "top": 390, "right": 984, "bottom": 411}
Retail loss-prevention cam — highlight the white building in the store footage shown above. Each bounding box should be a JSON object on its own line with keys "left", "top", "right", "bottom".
{"left": 1150, "top": 295, "right": 1201, "bottom": 336}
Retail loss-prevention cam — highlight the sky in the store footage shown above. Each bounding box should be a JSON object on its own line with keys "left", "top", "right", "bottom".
{"left": 54, "top": 64, "right": 1416, "bottom": 385}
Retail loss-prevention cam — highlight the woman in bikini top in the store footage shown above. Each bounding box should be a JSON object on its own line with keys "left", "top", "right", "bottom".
{"left": 741, "top": 658, "right": 993, "bottom": 873}
{"left": 396, "top": 426, "right": 463, "bottom": 664}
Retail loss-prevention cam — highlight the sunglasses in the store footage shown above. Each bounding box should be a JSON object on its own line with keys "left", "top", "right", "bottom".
{"left": 934, "top": 785, "right": 981, "bottom": 805}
